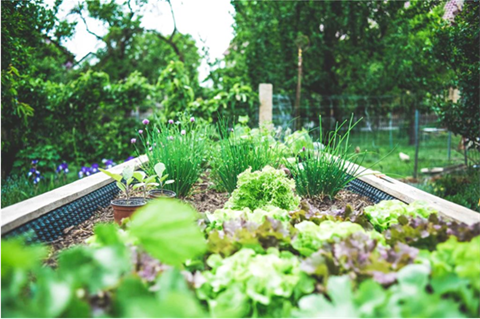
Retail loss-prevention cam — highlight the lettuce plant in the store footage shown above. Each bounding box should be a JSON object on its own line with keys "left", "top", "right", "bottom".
{"left": 197, "top": 248, "right": 314, "bottom": 317}
{"left": 364, "top": 200, "right": 437, "bottom": 232}
{"left": 225, "top": 166, "right": 300, "bottom": 211}
{"left": 292, "top": 220, "right": 384, "bottom": 256}
{"left": 205, "top": 206, "right": 290, "bottom": 229}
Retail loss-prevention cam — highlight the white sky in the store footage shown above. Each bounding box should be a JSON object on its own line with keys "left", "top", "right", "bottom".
{"left": 48, "top": 0, "right": 235, "bottom": 85}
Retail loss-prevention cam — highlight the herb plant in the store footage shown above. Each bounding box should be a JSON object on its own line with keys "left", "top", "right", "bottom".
{"left": 135, "top": 116, "right": 208, "bottom": 197}
{"left": 212, "top": 120, "right": 285, "bottom": 193}
{"left": 286, "top": 117, "right": 366, "bottom": 199}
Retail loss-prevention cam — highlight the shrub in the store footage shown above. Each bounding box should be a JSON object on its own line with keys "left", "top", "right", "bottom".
{"left": 136, "top": 115, "right": 208, "bottom": 197}
{"left": 286, "top": 117, "right": 365, "bottom": 199}
{"left": 225, "top": 166, "right": 300, "bottom": 211}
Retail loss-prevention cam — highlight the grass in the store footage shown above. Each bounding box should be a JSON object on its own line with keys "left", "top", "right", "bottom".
{"left": 1, "top": 173, "right": 76, "bottom": 208}
{"left": 347, "top": 129, "right": 465, "bottom": 179}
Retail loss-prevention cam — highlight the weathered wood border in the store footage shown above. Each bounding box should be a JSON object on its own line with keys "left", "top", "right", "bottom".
{"left": 1, "top": 155, "right": 148, "bottom": 234}
{"left": 350, "top": 162, "right": 480, "bottom": 225}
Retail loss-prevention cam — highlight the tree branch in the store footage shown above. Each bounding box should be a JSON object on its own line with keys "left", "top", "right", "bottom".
{"left": 155, "top": 32, "right": 185, "bottom": 62}
{"left": 76, "top": 9, "right": 104, "bottom": 42}
{"left": 166, "top": 0, "right": 177, "bottom": 41}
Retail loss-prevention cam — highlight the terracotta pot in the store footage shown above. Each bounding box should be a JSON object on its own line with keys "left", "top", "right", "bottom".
{"left": 111, "top": 198, "right": 147, "bottom": 224}
{"left": 148, "top": 189, "right": 177, "bottom": 199}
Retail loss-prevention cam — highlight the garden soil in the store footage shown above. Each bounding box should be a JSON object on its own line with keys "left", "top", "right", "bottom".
{"left": 44, "top": 175, "right": 372, "bottom": 266}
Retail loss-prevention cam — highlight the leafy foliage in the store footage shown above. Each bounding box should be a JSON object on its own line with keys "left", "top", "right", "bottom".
{"left": 212, "top": 122, "right": 285, "bottom": 193}
{"left": 364, "top": 200, "right": 436, "bottom": 232}
{"left": 287, "top": 118, "right": 366, "bottom": 199}
{"left": 293, "top": 265, "right": 466, "bottom": 318}
{"left": 385, "top": 213, "right": 480, "bottom": 250}
{"left": 225, "top": 166, "right": 300, "bottom": 211}
{"left": 137, "top": 116, "right": 209, "bottom": 197}
{"left": 197, "top": 248, "right": 315, "bottom": 318}
{"left": 433, "top": 0, "right": 480, "bottom": 145}
{"left": 292, "top": 220, "right": 383, "bottom": 257}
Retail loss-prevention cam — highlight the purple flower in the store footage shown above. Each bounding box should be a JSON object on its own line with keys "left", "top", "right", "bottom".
{"left": 31, "top": 159, "right": 39, "bottom": 165}
{"left": 91, "top": 163, "right": 99, "bottom": 173}
{"left": 102, "top": 159, "right": 115, "bottom": 169}
{"left": 131, "top": 138, "right": 137, "bottom": 144}
{"left": 142, "top": 119, "right": 150, "bottom": 125}
{"left": 149, "top": 147, "right": 153, "bottom": 151}
{"left": 56, "top": 162, "right": 69, "bottom": 174}
{"left": 168, "top": 136, "right": 174, "bottom": 141}
{"left": 138, "top": 129, "right": 143, "bottom": 134}
{"left": 33, "top": 176, "right": 41, "bottom": 184}
{"left": 190, "top": 117, "right": 195, "bottom": 123}
{"left": 302, "top": 147, "right": 306, "bottom": 152}
{"left": 181, "top": 130, "right": 186, "bottom": 135}
{"left": 229, "top": 128, "right": 234, "bottom": 132}
{"left": 168, "top": 119, "right": 174, "bottom": 124}
{"left": 124, "top": 156, "right": 135, "bottom": 162}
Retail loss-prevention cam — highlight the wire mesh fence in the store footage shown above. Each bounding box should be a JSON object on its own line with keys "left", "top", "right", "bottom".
{"left": 270, "top": 93, "right": 478, "bottom": 178}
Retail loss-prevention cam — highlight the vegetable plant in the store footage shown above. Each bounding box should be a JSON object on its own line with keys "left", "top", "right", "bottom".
{"left": 212, "top": 119, "right": 285, "bottom": 193}
{"left": 224, "top": 165, "right": 300, "bottom": 211}
{"left": 286, "top": 116, "right": 366, "bottom": 199}
{"left": 99, "top": 165, "right": 135, "bottom": 200}
{"left": 153, "top": 162, "right": 174, "bottom": 192}
{"left": 135, "top": 115, "right": 208, "bottom": 197}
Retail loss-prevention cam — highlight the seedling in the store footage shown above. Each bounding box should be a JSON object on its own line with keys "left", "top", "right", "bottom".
{"left": 132, "top": 170, "right": 159, "bottom": 199}
{"left": 154, "top": 163, "right": 174, "bottom": 192}
{"left": 100, "top": 165, "right": 135, "bottom": 200}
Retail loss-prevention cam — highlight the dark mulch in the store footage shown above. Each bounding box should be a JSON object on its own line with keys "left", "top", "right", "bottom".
{"left": 44, "top": 175, "right": 228, "bottom": 266}
{"left": 44, "top": 173, "right": 371, "bottom": 266}
{"left": 305, "top": 189, "right": 374, "bottom": 213}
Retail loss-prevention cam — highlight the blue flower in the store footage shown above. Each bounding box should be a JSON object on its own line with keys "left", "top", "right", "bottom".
{"left": 31, "top": 159, "right": 39, "bottom": 165}
{"left": 56, "top": 162, "right": 69, "bottom": 174}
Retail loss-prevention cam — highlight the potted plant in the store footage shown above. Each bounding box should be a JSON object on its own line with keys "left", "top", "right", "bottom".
{"left": 131, "top": 170, "right": 160, "bottom": 200}
{"left": 148, "top": 163, "right": 176, "bottom": 198}
{"left": 99, "top": 165, "right": 147, "bottom": 224}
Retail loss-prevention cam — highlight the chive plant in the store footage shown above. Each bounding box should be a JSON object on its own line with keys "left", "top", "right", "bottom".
{"left": 286, "top": 116, "right": 367, "bottom": 199}
{"left": 135, "top": 116, "right": 208, "bottom": 197}
{"left": 212, "top": 120, "right": 285, "bottom": 193}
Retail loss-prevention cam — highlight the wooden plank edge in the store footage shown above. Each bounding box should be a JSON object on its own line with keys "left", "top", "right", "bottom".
{"left": 1, "top": 155, "right": 148, "bottom": 234}
{"left": 349, "top": 161, "right": 480, "bottom": 225}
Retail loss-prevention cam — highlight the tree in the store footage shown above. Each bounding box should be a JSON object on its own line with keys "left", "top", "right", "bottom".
{"left": 222, "top": 0, "right": 451, "bottom": 143}
{"left": 73, "top": 0, "right": 201, "bottom": 87}
{"left": 433, "top": 0, "right": 480, "bottom": 148}
{"left": 1, "top": 0, "right": 75, "bottom": 178}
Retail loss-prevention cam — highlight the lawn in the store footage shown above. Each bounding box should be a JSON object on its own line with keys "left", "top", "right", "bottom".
{"left": 348, "top": 129, "right": 465, "bottom": 179}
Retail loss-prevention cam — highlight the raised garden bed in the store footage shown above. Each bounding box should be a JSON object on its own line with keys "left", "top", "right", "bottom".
{"left": 2, "top": 120, "right": 480, "bottom": 318}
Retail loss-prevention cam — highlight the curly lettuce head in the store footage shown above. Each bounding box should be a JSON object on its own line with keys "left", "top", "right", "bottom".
{"left": 364, "top": 200, "right": 436, "bottom": 232}
{"left": 293, "top": 220, "right": 383, "bottom": 256}
{"left": 225, "top": 166, "right": 300, "bottom": 211}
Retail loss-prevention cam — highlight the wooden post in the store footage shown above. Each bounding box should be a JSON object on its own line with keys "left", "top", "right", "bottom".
{"left": 294, "top": 47, "right": 303, "bottom": 131}
{"left": 259, "top": 83, "right": 273, "bottom": 125}
{"left": 413, "top": 109, "right": 420, "bottom": 179}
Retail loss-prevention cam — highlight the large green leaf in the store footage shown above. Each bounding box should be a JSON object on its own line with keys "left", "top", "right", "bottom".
{"left": 128, "top": 198, "right": 207, "bottom": 266}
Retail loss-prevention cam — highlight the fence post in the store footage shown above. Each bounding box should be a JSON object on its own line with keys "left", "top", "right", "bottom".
{"left": 259, "top": 83, "right": 273, "bottom": 125}
{"left": 413, "top": 109, "right": 420, "bottom": 179}
{"left": 447, "top": 131, "right": 452, "bottom": 161}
